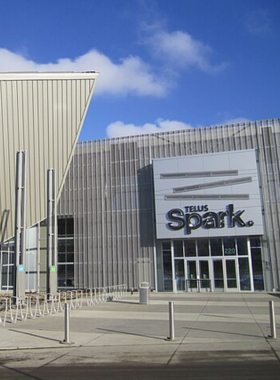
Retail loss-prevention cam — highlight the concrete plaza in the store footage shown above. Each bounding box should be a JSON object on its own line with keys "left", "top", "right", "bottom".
{"left": 0, "top": 292, "right": 280, "bottom": 379}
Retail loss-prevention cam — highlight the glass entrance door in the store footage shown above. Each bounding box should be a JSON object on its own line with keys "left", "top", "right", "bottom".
{"left": 213, "top": 259, "right": 238, "bottom": 291}
{"left": 186, "top": 260, "right": 197, "bottom": 291}
{"left": 186, "top": 260, "right": 211, "bottom": 292}
{"left": 199, "top": 260, "right": 211, "bottom": 290}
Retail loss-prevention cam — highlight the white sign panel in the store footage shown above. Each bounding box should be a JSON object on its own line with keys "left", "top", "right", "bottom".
{"left": 153, "top": 150, "right": 264, "bottom": 239}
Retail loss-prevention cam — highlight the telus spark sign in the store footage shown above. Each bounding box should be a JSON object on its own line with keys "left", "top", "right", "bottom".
{"left": 166, "top": 204, "right": 254, "bottom": 235}
{"left": 153, "top": 150, "right": 263, "bottom": 239}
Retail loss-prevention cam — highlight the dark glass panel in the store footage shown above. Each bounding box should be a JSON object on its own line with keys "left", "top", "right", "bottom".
{"left": 66, "top": 253, "right": 74, "bottom": 263}
{"left": 250, "top": 237, "right": 261, "bottom": 248}
{"left": 58, "top": 253, "right": 66, "bottom": 263}
{"left": 237, "top": 238, "right": 248, "bottom": 256}
{"left": 175, "top": 260, "right": 185, "bottom": 291}
{"left": 226, "top": 260, "right": 237, "bottom": 288}
{"left": 184, "top": 240, "right": 196, "bottom": 257}
{"left": 174, "top": 240, "right": 183, "bottom": 257}
{"left": 163, "top": 251, "right": 172, "bottom": 291}
{"left": 162, "top": 241, "right": 171, "bottom": 251}
{"left": 210, "top": 239, "right": 223, "bottom": 256}
{"left": 239, "top": 258, "right": 251, "bottom": 290}
{"left": 57, "top": 218, "right": 66, "bottom": 235}
{"left": 251, "top": 248, "right": 264, "bottom": 290}
{"left": 213, "top": 260, "right": 224, "bottom": 289}
{"left": 66, "top": 218, "right": 74, "bottom": 235}
{"left": 197, "top": 240, "right": 209, "bottom": 256}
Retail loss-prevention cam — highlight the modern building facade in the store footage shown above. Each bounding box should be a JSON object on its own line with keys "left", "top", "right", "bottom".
{"left": 57, "top": 118, "right": 280, "bottom": 293}
{"left": 0, "top": 82, "right": 279, "bottom": 294}
{"left": 0, "top": 71, "right": 98, "bottom": 293}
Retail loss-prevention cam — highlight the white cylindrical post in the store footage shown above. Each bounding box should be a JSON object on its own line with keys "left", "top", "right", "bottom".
{"left": 269, "top": 300, "right": 277, "bottom": 339}
{"left": 65, "top": 302, "right": 70, "bottom": 343}
{"left": 60, "top": 303, "right": 73, "bottom": 344}
{"left": 169, "top": 301, "right": 175, "bottom": 341}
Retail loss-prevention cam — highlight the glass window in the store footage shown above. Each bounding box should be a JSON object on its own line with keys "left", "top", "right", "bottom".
{"left": 66, "top": 253, "right": 74, "bottom": 263}
{"left": 66, "top": 218, "right": 74, "bottom": 235}
{"left": 2, "top": 268, "right": 7, "bottom": 288}
{"left": 2, "top": 252, "right": 8, "bottom": 265}
{"left": 8, "top": 267, "right": 13, "bottom": 287}
{"left": 26, "top": 226, "right": 37, "bottom": 249}
{"left": 210, "top": 239, "right": 223, "bottom": 256}
{"left": 162, "top": 241, "right": 171, "bottom": 251}
{"left": 174, "top": 240, "right": 183, "bottom": 257}
{"left": 226, "top": 260, "right": 237, "bottom": 288}
{"left": 58, "top": 240, "right": 66, "bottom": 253}
{"left": 175, "top": 260, "right": 185, "bottom": 291}
{"left": 58, "top": 264, "right": 74, "bottom": 288}
{"left": 224, "top": 238, "right": 236, "bottom": 256}
{"left": 251, "top": 248, "right": 264, "bottom": 290}
{"left": 58, "top": 253, "right": 66, "bottom": 263}
{"left": 239, "top": 258, "right": 251, "bottom": 290}
{"left": 237, "top": 238, "right": 248, "bottom": 256}
{"left": 184, "top": 240, "right": 196, "bottom": 257}
{"left": 250, "top": 237, "right": 261, "bottom": 248}
{"left": 65, "top": 239, "right": 74, "bottom": 252}
{"left": 213, "top": 260, "right": 224, "bottom": 289}
{"left": 163, "top": 251, "right": 172, "bottom": 291}
{"left": 58, "top": 218, "right": 66, "bottom": 235}
{"left": 197, "top": 239, "right": 209, "bottom": 256}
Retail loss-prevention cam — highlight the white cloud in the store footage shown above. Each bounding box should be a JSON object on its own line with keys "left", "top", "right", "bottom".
{"left": 0, "top": 26, "right": 226, "bottom": 98}
{"left": 145, "top": 30, "right": 227, "bottom": 73}
{"left": 106, "top": 119, "right": 193, "bottom": 138}
{"left": 222, "top": 117, "right": 251, "bottom": 125}
{"left": 0, "top": 48, "right": 166, "bottom": 97}
{"left": 106, "top": 117, "right": 252, "bottom": 138}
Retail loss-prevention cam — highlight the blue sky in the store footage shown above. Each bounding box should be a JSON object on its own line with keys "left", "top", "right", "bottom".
{"left": 0, "top": 0, "right": 279, "bottom": 140}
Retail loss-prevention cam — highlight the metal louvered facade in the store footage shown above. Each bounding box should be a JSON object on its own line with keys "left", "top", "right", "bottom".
{"left": 58, "top": 118, "right": 280, "bottom": 292}
{"left": 0, "top": 72, "right": 98, "bottom": 243}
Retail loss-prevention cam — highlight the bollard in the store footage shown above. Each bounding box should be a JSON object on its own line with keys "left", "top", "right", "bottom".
{"left": 269, "top": 300, "right": 277, "bottom": 339}
{"left": 60, "top": 303, "right": 73, "bottom": 344}
{"left": 168, "top": 301, "right": 175, "bottom": 341}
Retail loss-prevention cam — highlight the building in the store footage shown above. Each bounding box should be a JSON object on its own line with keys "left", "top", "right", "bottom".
{"left": 57, "top": 118, "right": 280, "bottom": 293}
{"left": 0, "top": 79, "right": 279, "bottom": 294}
{"left": 0, "top": 71, "right": 98, "bottom": 294}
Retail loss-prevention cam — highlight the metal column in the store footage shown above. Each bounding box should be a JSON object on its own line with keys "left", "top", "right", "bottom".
{"left": 13, "top": 151, "right": 27, "bottom": 299}
{"left": 47, "top": 169, "right": 58, "bottom": 295}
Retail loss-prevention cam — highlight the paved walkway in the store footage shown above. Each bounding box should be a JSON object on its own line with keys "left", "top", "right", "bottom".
{"left": 0, "top": 292, "right": 280, "bottom": 378}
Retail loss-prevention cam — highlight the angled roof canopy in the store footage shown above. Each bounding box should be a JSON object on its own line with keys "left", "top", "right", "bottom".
{"left": 0, "top": 71, "right": 98, "bottom": 242}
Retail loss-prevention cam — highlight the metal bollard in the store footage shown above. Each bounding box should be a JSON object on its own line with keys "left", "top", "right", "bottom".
{"left": 167, "top": 301, "right": 175, "bottom": 341}
{"left": 269, "top": 300, "right": 277, "bottom": 339}
{"left": 60, "top": 303, "right": 73, "bottom": 344}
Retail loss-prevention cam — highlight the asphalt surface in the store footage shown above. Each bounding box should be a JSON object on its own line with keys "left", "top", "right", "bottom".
{"left": 1, "top": 292, "right": 280, "bottom": 379}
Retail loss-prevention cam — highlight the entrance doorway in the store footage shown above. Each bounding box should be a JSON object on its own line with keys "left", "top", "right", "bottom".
{"left": 213, "top": 259, "right": 238, "bottom": 291}
{"left": 163, "top": 237, "right": 264, "bottom": 292}
{"left": 185, "top": 259, "right": 211, "bottom": 292}
{"left": 184, "top": 258, "right": 239, "bottom": 292}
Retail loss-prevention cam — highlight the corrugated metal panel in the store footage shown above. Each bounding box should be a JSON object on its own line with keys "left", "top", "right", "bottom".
{"left": 0, "top": 72, "right": 98, "bottom": 243}
{"left": 58, "top": 118, "right": 280, "bottom": 291}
